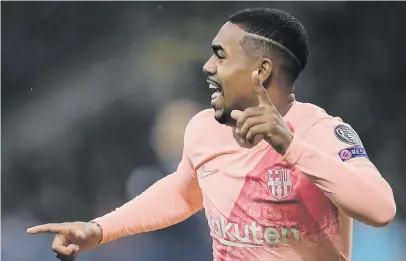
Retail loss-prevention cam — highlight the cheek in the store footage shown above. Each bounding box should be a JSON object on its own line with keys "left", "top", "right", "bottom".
{"left": 217, "top": 57, "right": 256, "bottom": 104}
{"left": 221, "top": 70, "right": 253, "bottom": 103}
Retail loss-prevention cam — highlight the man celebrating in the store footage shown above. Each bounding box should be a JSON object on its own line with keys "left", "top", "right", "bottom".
{"left": 27, "top": 8, "right": 396, "bottom": 261}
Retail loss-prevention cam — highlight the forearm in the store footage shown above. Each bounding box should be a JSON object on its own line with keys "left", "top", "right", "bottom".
{"left": 93, "top": 172, "right": 203, "bottom": 243}
{"left": 282, "top": 136, "right": 396, "bottom": 227}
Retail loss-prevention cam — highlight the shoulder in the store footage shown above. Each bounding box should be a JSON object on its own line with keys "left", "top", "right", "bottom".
{"left": 289, "top": 102, "right": 357, "bottom": 142}
{"left": 183, "top": 109, "right": 238, "bottom": 163}
{"left": 290, "top": 102, "right": 368, "bottom": 162}
{"left": 295, "top": 103, "right": 362, "bottom": 146}
{"left": 184, "top": 109, "right": 215, "bottom": 139}
{"left": 183, "top": 109, "right": 222, "bottom": 149}
{"left": 287, "top": 102, "right": 334, "bottom": 135}
{"left": 185, "top": 109, "right": 215, "bottom": 130}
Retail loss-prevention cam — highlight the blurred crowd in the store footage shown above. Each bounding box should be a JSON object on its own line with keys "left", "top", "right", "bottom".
{"left": 2, "top": 2, "right": 406, "bottom": 261}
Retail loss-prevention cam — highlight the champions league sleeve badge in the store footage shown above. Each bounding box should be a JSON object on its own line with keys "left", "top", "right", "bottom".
{"left": 334, "top": 124, "right": 363, "bottom": 146}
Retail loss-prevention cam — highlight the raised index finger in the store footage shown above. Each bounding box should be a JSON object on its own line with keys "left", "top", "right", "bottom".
{"left": 252, "top": 71, "right": 273, "bottom": 106}
{"left": 27, "top": 223, "right": 68, "bottom": 234}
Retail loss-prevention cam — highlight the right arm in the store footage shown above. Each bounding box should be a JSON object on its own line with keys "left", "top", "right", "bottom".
{"left": 93, "top": 156, "right": 203, "bottom": 243}
{"left": 93, "top": 113, "right": 204, "bottom": 243}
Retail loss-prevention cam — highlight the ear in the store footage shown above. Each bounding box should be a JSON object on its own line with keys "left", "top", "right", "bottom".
{"left": 257, "top": 58, "right": 273, "bottom": 86}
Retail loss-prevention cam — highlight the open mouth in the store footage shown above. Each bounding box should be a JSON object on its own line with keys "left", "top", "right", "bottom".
{"left": 207, "top": 79, "right": 222, "bottom": 101}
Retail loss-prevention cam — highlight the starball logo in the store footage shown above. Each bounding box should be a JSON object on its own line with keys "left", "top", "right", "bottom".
{"left": 206, "top": 213, "right": 300, "bottom": 248}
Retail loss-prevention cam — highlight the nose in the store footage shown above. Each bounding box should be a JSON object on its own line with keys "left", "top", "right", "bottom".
{"left": 203, "top": 56, "right": 216, "bottom": 75}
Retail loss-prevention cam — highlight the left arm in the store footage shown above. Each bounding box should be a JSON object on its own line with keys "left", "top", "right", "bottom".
{"left": 232, "top": 71, "right": 396, "bottom": 228}
{"left": 281, "top": 121, "right": 396, "bottom": 227}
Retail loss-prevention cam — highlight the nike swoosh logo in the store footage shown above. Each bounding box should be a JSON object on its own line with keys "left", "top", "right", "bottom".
{"left": 199, "top": 165, "right": 219, "bottom": 178}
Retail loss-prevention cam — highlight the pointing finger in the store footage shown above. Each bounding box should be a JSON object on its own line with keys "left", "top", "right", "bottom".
{"left": 252, "top": 71, "right": 273, "bottom": 106}
{"left": 27, "top": 223, "right": 69, "bottom": 235}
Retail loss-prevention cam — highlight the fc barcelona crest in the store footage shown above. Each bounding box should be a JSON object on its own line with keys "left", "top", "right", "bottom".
{"left": 267, "top": 167, "right": 293, "bottom": 200}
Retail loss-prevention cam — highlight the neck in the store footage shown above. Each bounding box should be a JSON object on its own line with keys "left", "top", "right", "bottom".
{"left": 266, "top": 83, "right": 295, "bottom": 117}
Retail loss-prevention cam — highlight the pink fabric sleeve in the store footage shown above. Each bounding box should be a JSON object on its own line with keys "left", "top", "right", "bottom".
{"left": 282, "top": 120, "right": 396, "bottom": 227}
{"left": 92, "top": 120, "right": 203, "bottom": 244}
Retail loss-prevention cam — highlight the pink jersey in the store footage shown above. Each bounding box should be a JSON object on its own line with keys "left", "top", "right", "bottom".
{"left": 94, "top": 101, "right": 395, "bottom": 261}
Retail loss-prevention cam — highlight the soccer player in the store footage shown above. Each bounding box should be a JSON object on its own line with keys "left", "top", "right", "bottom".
{"left": 27, "top": 8, "right": 396, "bottom": 261}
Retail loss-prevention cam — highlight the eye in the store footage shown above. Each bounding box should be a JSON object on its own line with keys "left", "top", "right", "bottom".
{"left": 214, "top": 50, "right": 225, "bottom": 59}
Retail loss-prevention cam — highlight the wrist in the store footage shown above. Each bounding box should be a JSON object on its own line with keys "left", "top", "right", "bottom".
{"left": 266, "top": 128, "right": 294, "bottom": 155}
{"left": 281, "top": 134, "right": 307, "bottom": 165}
{"left": 88, "top": 221, "right": 103, "bottom": 246}
{"left": 280, "top": 131, "right": 294, "bottom": 155}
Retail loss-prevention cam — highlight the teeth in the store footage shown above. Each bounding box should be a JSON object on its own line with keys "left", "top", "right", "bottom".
{"left": 207, "top": 80, "right": 221, "bottom": 88}
{"left": 209, "top": 84, "right": 219, "bottom": 90}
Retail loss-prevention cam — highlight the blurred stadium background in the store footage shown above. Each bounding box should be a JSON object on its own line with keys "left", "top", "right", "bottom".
{"left": 2, "top": 2, "right": 406, "bottom": 261}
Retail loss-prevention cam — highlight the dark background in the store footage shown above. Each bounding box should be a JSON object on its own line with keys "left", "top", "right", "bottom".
{"left": 2, "top": 2, "right": 406, "bottom": 261}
